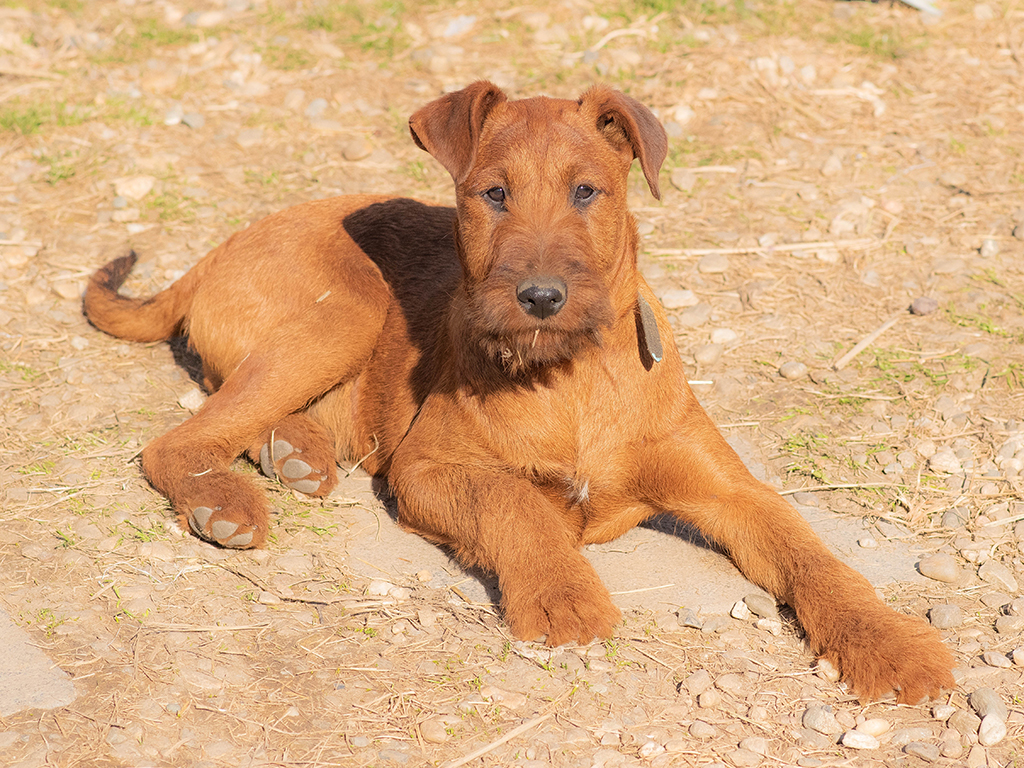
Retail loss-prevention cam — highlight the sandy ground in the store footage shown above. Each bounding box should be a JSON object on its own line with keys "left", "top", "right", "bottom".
{"left": 1, "top": 0, "right": 1023, "bottom": 766}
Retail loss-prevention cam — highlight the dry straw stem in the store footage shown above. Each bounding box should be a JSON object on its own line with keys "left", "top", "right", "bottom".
{"left": 831, "top": 313, "right": 902, "bottom": 370}
{"left": 442, "top": 712, "right": 553, "bottom": 768}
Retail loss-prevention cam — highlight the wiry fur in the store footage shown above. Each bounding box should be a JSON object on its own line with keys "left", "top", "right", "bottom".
{"left": 84, "top": 82, "right": 954, "bottom": 704}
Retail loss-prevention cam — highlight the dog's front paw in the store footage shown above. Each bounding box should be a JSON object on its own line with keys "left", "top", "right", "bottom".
{"left": 254, "top": 418, "right": 337, "bottom": 497}
{"left": 502, "top": 554, "right": 621, "bottom": 646}
{"left": 822, "top": 609, "right": 955, "bottom": 704}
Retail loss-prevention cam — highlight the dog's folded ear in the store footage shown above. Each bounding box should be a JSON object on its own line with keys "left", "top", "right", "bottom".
{"left": 579, "top": 86, "right": 668, "bottom": 200}
{"left": 409, "top": 81, "right": 508, "bottom": 184}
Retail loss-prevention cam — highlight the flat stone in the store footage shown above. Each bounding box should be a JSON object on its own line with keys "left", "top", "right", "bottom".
{"left": 779, "top": 361, "right": 808, "bottom": 380}
{"left": 803, "top": 704, "right": 841, "bottom": 735}
{"left": 995, "top": 615, "right": 1024, "bottom": 634}
{"left": 743, "top": 593, "right": 778, "bottom": 619}
{"left": 978, "top": 714, "right": 1006, "bottom": 746}
{"left": 689, "top": 719, "right": 717, "bottom": 739}
{"left": 918, "top": 553, "right": 961, "bottom": 583}
{"left": 904, "top": 742, "right": 940, "bottom": 761}
{"left": 841, "top": 730, "right": 878, "bottom": 749}
{"left": 676, "top": 303, "right": 712, "bottom": 327}
{"left": 929, "top": 603, "right": 963, "bottom": 629}
{"left": 978, "top": 561, "right": 1018, "bottom": 592}
{"left": 970, "top": 687, "right": 1007, "bottom": 721}
{"left": 659, "top": 288, "right": 699, "bottom": 309}
{"left": 857, "top": 718, "right": 890, "bottom": 736}
{"left": 698, "top": 254, "right": 730, "bottom": 274}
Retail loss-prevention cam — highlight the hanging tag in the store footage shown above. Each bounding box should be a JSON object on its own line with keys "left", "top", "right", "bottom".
{"left": 637, "top": 292, "right": 663, "bottom": 364}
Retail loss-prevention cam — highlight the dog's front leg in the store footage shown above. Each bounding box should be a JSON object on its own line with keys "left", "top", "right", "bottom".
{"left": 389, "top": 452, "right": 621, "bottom": 646}
{"left": 637, "top": 407, "right": 954, "bottom": 703}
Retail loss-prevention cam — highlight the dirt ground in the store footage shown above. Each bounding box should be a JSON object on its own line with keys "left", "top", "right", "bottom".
{"left": 2, "top": 0, "right": 1023, "bottom": 766}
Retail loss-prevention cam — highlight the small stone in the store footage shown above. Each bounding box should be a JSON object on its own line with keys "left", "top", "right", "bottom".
{"left": 698, "top": 689, "right": 722, "bottom": 708}
{"left": 779, "top": 361, "right": 808, "bottom": 380}
{"left": 743, "top": 594, "right": 778, "bottom": 619}
{"left": 939, "top": 730, "right": 963, "bottom": 758}
{"left": 995, "top": 615, "right": 1024, "bottom": 634}
{"left": 1012, "top": 647, "right": 1024, "bottom": 666}
{"left": 708, "top": 327, "right": 741, "bottom": 346}
{"left": 949, "top": 710, "right": 981, "bottom": 736}
{"left": 670, "top": 168, "right": 696, "bottom": 192}
{"left": 858, "top": 537, "right": 878, "bottom": 549}
{"left": 677, "top": 303, "right": 712, "bottom": 328}
{"left": 685, "top": 669, "right": 713, "bottom": 696}
{"left": 284, "top": 88, "right": 305, "bottom": 111}
{"left": 366, "top": 579, "right": 397, "bottom": 597}
{"left": 698, "top": 254, "right": 729, "bottom": 274}
{"left": 415, "top": 569, "right": 432, "bottom": 582}
{"left": 715, "top": 673, "right": 747, "bottom": 695}
{"left": 918, "top": 553, "right": 961, "bottom": 583}
{"left": 115, "top": 175, "right": 156, "bottom": 201}
{"left": 730, "top": 600, "right": 751, "bottom": 620}
{"left": 689, "top": 719, "right": 717, "bottom": 739}
{"left": 889, "top": 727, "right": 934, "bottom": 746}
{"left": 910, "top": 296, "right": 939, "bottom": 315}
{"left": 970, "top": 688, "right": 1007, "bottom": 721}
{"left": 726, "top": 747, "right": 761, "bottom": 766}
{"left": 857, "top": 718, "right": 890, "bottom": 737}
{"left": 305, "top": 98, "right": 328, "bottom": 119}
{"left": 1014, "top": 223, "right": 1024, "bottom": 240}
{"left": 178, "top": 388, "right": 205, "bottom": 412}
{"left": 182, "top": 112, "right": 205, "bottom": 129}
{"left": 756, "top": 617, "right": 782, "bottom": 635}
{"left": 821, "top": 154, "right": 843, "bottom": 177}
{"left": 982, "top": 651, "right": 1011, "bottom": 668}
{"left": 803, "top": 704, "right": 841, "bottom": 735}
{"left": 933, "top": 704, "right": 956, "bottom": 720}
{"left": 928, "top": 448, "right": 962, "bottom": 474}
{"left": 929, "top": 604, "right": 963, "bottom": 629}
{"left": 738, "top": 737, "right": 768, "bottom": 756}
{"left": 967, "top": 745, "right": 988, "bottom": 768}
{"left": 841, "top": 730, "right": 879, "bottom": 749}
{"left": 978, "top": 560, "right": 1018, "bottom": 592}
{"left": 164, "top": 103, "right": 184, "bottom": 125}
{"left": 694, "top": 343, "right": 724, "bottom": 366}
{"left": 659, "top": 288, "right": 699, "bottom": 309}
{"left": 978, "top": 714, "right": 1006, "bottom": 746}
{"left": 342, "top": 139, "right": 373, "bottom": 161}
{"left": 677, "top": 608, "right": 703, "bottom": 629}
{"left": 942, "top": 508, "right": 968, "bottom": 528}
{"left": 904, "top": 742, "right": 940, "bottom": 761}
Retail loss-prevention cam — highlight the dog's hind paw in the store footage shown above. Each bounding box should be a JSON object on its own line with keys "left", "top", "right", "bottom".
{"left": 187, "top": 505, "right": 260, "bottom": 548}
{"left": 258, "top": 436, "right": 333, "bottom": 495}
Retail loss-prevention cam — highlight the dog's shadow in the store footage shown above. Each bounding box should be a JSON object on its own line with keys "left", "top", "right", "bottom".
{"left": 366, "top": 476, "right": 725, "bottom": 610}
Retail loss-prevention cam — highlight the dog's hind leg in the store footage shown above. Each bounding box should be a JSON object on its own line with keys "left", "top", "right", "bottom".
{"left": 247, "top": 413, "right": 339, "bottom": 497}
{"left": 636, "top": 406, "right": 954, "bottom": 704}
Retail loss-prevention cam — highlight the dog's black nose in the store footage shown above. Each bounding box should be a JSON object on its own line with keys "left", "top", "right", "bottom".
{"left": 517, "top": 278, "right": 567, "bottom": 319}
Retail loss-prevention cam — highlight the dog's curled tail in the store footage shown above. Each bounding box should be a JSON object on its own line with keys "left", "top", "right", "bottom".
{"left": 83, "top": 251, "right": 198, "bottom": 342}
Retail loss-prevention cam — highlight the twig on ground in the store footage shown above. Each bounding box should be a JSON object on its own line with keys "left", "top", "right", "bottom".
{"left": 442, "top": 712, "right": 553, "bottom": 768}
{"left": 831, "top": 314, "right": 902, "bottom": 370}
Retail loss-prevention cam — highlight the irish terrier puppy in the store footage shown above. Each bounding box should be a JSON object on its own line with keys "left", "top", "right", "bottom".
{"left": 85, "top": 82, "right": 954, "bottom": 703}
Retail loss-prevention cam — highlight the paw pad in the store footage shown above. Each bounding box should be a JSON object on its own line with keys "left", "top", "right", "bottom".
{"left": 188, "top": 505, "right": 256, "bottom": 548}
{"left": 258, "top": 439, "right": 328, "bottom": 495}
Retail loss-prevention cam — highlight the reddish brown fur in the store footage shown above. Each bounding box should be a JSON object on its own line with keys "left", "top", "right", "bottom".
{"left": 84, "top": 83, "right": 954, "bottom": 703}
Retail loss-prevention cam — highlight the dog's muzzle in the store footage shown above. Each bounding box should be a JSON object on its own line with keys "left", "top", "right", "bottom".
{"left": 517, "top": 277, "right": 567, "bottom": 319}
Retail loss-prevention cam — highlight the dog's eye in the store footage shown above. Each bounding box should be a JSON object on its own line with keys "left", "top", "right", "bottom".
{"left": 574, "top": 185, "right": 596, "bottom": 204}
{"left": 484, "top": 187, "right": 506, "bottom": 206}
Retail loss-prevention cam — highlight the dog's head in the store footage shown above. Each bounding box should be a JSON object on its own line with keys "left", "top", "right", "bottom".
{"left": 410, "top": 82, "right": 667, "bottom": 374}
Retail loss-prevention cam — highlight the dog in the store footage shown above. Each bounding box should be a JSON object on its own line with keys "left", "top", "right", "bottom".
{"left": 84, "top": 82, "right": 954, "bottom": 703}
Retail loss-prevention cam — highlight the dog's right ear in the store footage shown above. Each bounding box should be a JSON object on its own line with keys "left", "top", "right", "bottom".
{"left": 409, "top": 81, "right": 507, "bottom": 184}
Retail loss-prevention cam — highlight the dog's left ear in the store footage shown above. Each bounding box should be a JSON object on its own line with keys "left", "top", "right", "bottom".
{"left": 409, "top": 81, "right": 508, "bottom": 184}
{"left": 579, "top": 86, "right": 668, "bottom": 200}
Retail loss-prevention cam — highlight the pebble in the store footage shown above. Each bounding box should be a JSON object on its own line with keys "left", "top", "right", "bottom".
{"left": 694, "top": 343, "right": 723, "bottom": 365}
{"left": 739, "top": 737, "right": 769, "bottom": 755}
{"left": 710, "top": 328, "right": 739, "bottom": 345}
{"left": 366, "top": 579, "right": 397, "bottom": 596}
{"left": 803, "top": 704, "right": 841, "bottom": 735}
{"left": 342, "top": 138, "right": 373, "bottom": 161}
{"left": 689, "top": 719, "right": 717, "bottom": 739}
{"left": 939, "top": 729, "right": 963, "bottom": 758}
{"left": 730, "top": 600, "right": 751, "bottom": 620}
{"left": 659, "top": 288, "right": 699, "bottom": 309}
{"left": 726, "top": 748, "right": 761, "bottom": 766}
{"left": 858, "top": 537, "right": 878, "bottom": 549}
{"left": 967, "top": 745, "right": 988, "bottom": 768}
{"left": 910, "top": 296, "right": 939, "bottom": 315}
{"left": 841, "top": 730, "right": 878, "bottom": 749}
{"left": 1014, "top": 648, "right": 1024, "bottom": 666}
{"left": 857, "top": 718, "right": 890, "bottom": 737}
{"left": 933, "top": 704, "right": 956, "bottom": 720}
{"left": 677, "top": 608, "right": 703, "bottom": 629}
{"left": 677, "top": 303, "right": 712, "bottom": 328}
{"left": 698, "top": 688, "right": 722, "bottom": 708}
{"left": 983, "top": 651, "right": 1011, "bottom": 668}
{"left": 698, "top": 254, "right": 729, "bottom": 274}
{"left": 918, "top": 553, "right": 961, "bottom": 583}
{"left": 685, "top": 669, "right": 713, "bottom": 696}
{"left": 164, "top": 103, "right": 184, "bottom": 125}
{"left": 904, "top": 742, "right": 940, "bottom": 761}
{"left": 715, "top": 673, "right": 747, "bottom": 696}
{"left": 304, "top": 98, "right": 328, "bottom": 119}
{"left": 182, "top": 112, "right": 205, "bottom": 129}
{"left": 970, "top": 687, "right": 1007, "bottom": 721}
{"left": 929, "top": 603, "right": 963, "bottom": 629}
{"left": 978, "top": 560, "right": 1018, "bottom": 592}
{"left": 949, "top": 710, "right": 981, "bottom": 736}
{"left": 743, "top": 593, "right": 778, "bottom": 619}
{"left": 779, "top": 361, "right": 808, "bottom": 380}
{"left": 978, "top": 714, "right": 1006, "bottom": 746}
{"left": 115, "top": 175, "right": 156, "bottom": 201}
{"left": 670, "top": 169, "right": 696, "bottom": 192}
{"left": 928, "top": 448, "right": 962, "bottom": 474}
{"left": 995, "top": 615, "right": 1024, "bottom": 634}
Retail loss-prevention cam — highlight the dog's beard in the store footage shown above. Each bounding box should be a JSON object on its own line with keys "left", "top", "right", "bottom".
{"left": 483, "top": 325, "right": 605, "bottom": 374}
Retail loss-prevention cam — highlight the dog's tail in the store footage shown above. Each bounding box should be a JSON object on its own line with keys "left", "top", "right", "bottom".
{"left": 83, "top": 251, "right": 199, "bottom": 342}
